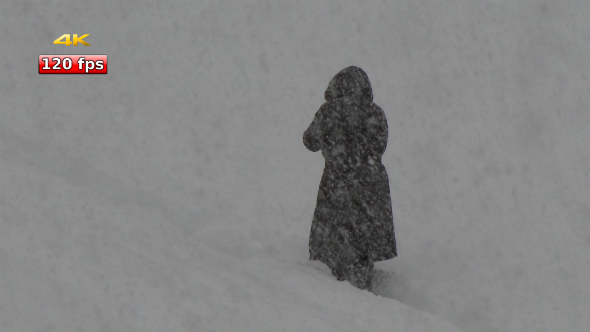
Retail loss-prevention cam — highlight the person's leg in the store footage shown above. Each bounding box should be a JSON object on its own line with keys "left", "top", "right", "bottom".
{"left": 331, "top": 263, "right": 346, "bottom": 281}
{"left": 348, "top": 254, "right": 373, "bottom": 290}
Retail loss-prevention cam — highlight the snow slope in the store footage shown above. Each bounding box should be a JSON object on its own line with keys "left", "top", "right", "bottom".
{"left": 1, "top": 1, "right": 590, "bottom": 331}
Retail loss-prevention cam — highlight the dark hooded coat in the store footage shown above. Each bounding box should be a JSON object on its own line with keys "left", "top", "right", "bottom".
{"left": 303, "top": 66, "right": 396, "bottom": 288}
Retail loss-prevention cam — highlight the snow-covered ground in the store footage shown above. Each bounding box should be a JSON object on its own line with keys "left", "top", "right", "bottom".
{"left": 2, "top": 1, "right": 590, "bottom": 331}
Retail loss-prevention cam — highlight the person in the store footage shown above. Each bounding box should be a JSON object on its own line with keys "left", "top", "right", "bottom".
{"left": 303, "top": 66, "right": 397, "bottom": 290}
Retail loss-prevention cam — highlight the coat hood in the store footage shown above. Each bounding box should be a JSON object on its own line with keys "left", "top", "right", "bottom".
{"left": 324, "top": 66, "right": 373, "bottom": 102}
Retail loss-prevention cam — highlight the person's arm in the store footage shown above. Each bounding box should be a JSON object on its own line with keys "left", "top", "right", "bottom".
{"left": 368, "top": 106, "right": 388, "bottom": 157}
{"left": 303, "top": 109, "right": 323, "bottom": 152}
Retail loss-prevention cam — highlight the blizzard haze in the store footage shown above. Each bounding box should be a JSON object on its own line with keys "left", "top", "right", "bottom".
{"left": 1, "top": 1, "right": 590, "bottom": 331}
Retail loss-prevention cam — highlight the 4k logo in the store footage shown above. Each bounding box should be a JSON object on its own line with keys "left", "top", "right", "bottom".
{"left": 53, "top": 34, "right": 90, "bottom": 46}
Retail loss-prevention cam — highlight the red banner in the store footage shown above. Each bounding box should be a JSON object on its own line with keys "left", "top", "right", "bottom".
{"left": 39, "top": 55, "right": 107, "bottom": 74}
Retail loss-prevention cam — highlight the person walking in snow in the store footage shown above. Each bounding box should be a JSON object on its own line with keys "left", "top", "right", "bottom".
{"left": 303, "top": 66, "right": 397, "bottom": 290}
